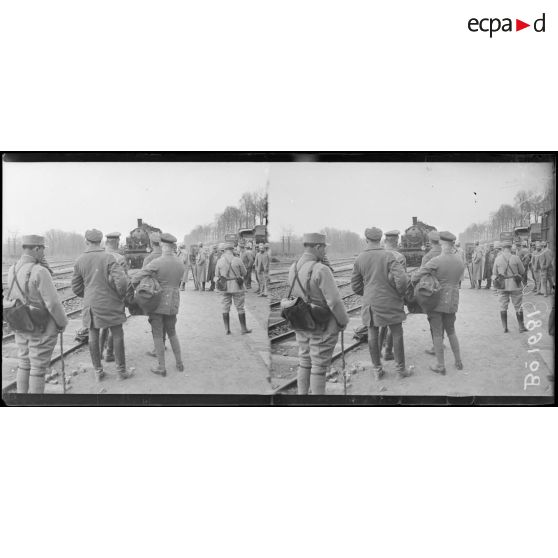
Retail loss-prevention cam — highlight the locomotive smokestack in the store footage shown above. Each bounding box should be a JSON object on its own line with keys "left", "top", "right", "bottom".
{"left": 137, "top": 218, "right": 143, "bottom": 227}
{"left": 412, "top": 216, "right": 417, "bottom": 226}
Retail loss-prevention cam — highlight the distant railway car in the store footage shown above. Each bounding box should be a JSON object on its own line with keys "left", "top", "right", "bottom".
{"left": 400, "top": 216, "right": 437, "bottom": 268}
{"left": 224, "top": 225, "right": 268, "bottom": 247}
{"left": 253, "top": 224, "right": 267, "bottom": 245}
{"left": 125, "top": 218, "right": 162, "bottom": 269}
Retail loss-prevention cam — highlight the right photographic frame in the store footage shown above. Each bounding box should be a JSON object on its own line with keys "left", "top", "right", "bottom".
{"left": 267, "top": 153, "right": 556, "bottom": 403}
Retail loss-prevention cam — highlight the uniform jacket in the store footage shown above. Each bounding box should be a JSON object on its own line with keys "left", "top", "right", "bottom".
{"left": 72, "top": 247, "right": 129, "bottom": 328}
{"left": 240, "top": 249, "right": 255, "bottom": 269}
{"left": 244, "top": 249, "right": 255, "bottom": 268}
{"left": 531, "top": 250, "right": 542, "bottom": 271}
{"left": 143, "top": 245, "right": 162, "bottom": 266}
{"left": 518, "top": 247, "right": 531, "bottom": 269}
{"left": 195, "top": 249, "right": 207, "bottom": 282}
{"left": 215, "top": 253, "right": 247, "bottom": 293}
{"left": 492, "top": 252, "right": 525, "bottom": 292}
{"left": 7, "top": 255, "right": 68, "bottom": 331}
{"left": 351, "top": 247, "right": 408, "bottom": 327}
{"left": 135, "top": 253, "right": 185, "bottom": 314}
{"left": 421, "top": 244, "right": 442, "bottom": 266}
{"left": 254, "top": 251, "right": 270, "bottom": 273}
{"left": 414, "top": 252, "right": 465, "bottom": 314}
{"left": 484, "top": 250, "right": 497, "bottom": 280}
{"left": 288, "top": 253, "right": 349, "bottom": 329}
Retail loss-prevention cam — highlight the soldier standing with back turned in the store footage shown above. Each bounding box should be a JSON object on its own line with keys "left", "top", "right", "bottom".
{"left": 72, "top": 229, "right": 132, "bottom": 382}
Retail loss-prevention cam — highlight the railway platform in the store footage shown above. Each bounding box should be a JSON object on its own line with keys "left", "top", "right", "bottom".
{"left": 2, "top": 279, "right": 271, "bottom": 395}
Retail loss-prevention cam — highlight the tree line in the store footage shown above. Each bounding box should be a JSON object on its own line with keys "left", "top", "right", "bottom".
{"left": 459, "top": 182, "right": 554, "bottom": 244}
{"left": 2, "top": 229, "right": 87, "bottom": 262}
{"left": 183, "top": 190, "right": 268, "bottom": 245}
{"left": 270, "top": 227, "right": 365, "bottom": 257}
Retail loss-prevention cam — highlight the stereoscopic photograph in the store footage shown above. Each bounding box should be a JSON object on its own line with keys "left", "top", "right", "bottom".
{"left": 2, "top": 158, "right": 271, "bottom": 397}
{"left": 1, "top": 154, "right": 555, "bottom": 404}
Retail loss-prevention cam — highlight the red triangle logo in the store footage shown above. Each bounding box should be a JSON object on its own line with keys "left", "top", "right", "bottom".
{"left": 516, "top": 19, "right": 530, "bottom": 31}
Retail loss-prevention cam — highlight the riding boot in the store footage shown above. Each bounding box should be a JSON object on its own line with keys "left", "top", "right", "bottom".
{"left": 105, "top": 334, "right": 115, "bottom": 362}
{"left": 500, "top": 311, "right": 509, "bottom": 333}
{"left": 239, "top": 312, "right": 252, "bottom": 334}
{"left": 310, "top": 366, "right": 327, "bottom": 395}
{"left": 168, "top": 334, "right": 184, "bottom": 371}
{"left": 99, "top": 327, "right": 108, "bottom": 360}
{"left": 150, "top": 336, "right": 166, "bottom": 376}
{"left": 297, "top": 366, "right": 311, "bottom": 395}
{"left": 516, "top": 311, "right": 527, "bottom": 333}
{"left": 113, "top": 328, "right": 132, "bottom": 379}
{"left": 201, "top": 282, "right": 205, "bottom": 292}
{"left": 179, "top": 281, "right": 185, "bottom": 291}
{"left": 448, "top": 333, "right": 463, "bottom": 369}
{"left": 223, "top": 313, "right": 231, "bottom": 335}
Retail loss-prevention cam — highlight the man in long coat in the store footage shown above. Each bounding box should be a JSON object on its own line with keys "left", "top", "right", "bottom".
{"left": 239, "top": 241, "right": 255, "bottom": 290}
{"left": 483, "top": 244, "right": 496, "bottom": 289}
{"left": 412, "top": 231, "right": 465, "bottom": 374}
{"left": 351, "top": 227, "right": 410, "bottom": 379}
{"left": 195, "top": 242, "right": 207, "bottom": 291}
{"left": 471, "top": 241, "right": 484, "bottom": 288}
{"left": 206, "top": 245, "right": 219, "bottom": 291}
{"left": 72, "top": 229, "right": 131, "bottom": 381}
{"left": 133, "top": 233, "right": 185, "bottom": 375}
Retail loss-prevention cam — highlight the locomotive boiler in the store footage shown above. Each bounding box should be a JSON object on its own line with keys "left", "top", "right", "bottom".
{"left": 400, "top": 216, "right": 438, "bottom": 268}
{"left": 125, "top": 218, "right": 162, "bottom": 269}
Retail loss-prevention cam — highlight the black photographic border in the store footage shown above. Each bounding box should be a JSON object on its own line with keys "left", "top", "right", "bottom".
{"left": 2, "top": 151, "right": 556, "bottom": 407}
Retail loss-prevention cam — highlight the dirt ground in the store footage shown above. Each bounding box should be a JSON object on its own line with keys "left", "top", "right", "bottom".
{"left": 271, "top": 279, "right": 554, "bottom": 398}
{"left": 2, "top": 278, "right": 271, "bottom": 395}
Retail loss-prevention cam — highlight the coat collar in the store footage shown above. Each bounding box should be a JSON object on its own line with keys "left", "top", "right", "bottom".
{"left": 85, "top": 247, "right": 105, "bottom": 253}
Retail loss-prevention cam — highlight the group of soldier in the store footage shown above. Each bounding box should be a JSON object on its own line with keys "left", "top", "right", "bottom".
{"left": 286, "top": 227, "right": 555, "bottom": 395}
{"left": 177, "top": 239, "right": 271, "bottom": 298}
{"left": 6, "top": 229, "right": 271, "bottom": 393}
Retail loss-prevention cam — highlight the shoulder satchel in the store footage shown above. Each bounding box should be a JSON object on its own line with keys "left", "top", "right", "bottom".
{"left": 228, "top": 258, "right": 244, "bottom": 289}
{"left": 306, "top": 262, "right": 333, "bottom": 325}
{"left": 3, "top": 263, "right": 50, "bottom": 332}
{"left": 280, "top": 260, "right": 317, "bottom": 331}
{"left": 216, "top": 259, "right": 234, "bottom": 292}
{"left": 414, "top": 271, "right": 441, "bottom": 313}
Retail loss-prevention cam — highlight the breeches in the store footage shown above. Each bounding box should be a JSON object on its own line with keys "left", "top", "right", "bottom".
{"left": 221, "top": 292, "right": 245, "bottom": 313}
{"left": 89, "top": 324, "right": 125, "bottom": 371}
{"left": 498, "top": 291, "right": 523, "bottom": 312}
{"left": 149, "top": 313, "right": 177, "bottom": 338}
{"left": 295, "top": 323, "right": 339, "bottom": 372}
{"left": 15, "top": 318, "right": 58, "bottom": 375}
{"left": 427, "top": 312, "right": 456, "bottom": 337}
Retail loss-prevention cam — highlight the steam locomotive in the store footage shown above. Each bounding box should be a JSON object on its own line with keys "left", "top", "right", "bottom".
{"left": 125, "top": 218, "right": 162, "bottom": 269}
{"left": 400, "top": 216, "right": 438, "bottom": 268}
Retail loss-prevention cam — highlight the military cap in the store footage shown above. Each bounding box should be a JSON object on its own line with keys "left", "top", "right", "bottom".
{"left": 493, "top": 241, "right": 501, "bottom": 249}
{"left": 217, "top": 243, "right": 225, "bottom": 251}
{"left": 85, "top": 229, "right": 103, "bottom": 242}
{"left": 428, "top": 230, "right": 440, "bottom": 242}
{"left": 106, "top": 231, "right": 121, "bottom": 239}
{"left": 160, "top": 233, "right": 177, "bottom": 244}
{"left": 223, "top": 242, "right": 235, "bottom": 250}
{"left": 303, "top": 233, "right": 327, "bottom": 245}
{"left": 149, "top": 231, "right": 161, "bottom": 243}
{"left": 501, "top": 239, "right": 513, "bottom": 248}
{"left": 21, "top": 234, "right": 46, "bottom": 247}
{"left": 198, "top": 242, "right": 203, "bottom": 247}
{"left": 364, "top": 227, "right": 382, "bottom": 241}
{"left": 238, "top": 240, "right": 246, "bottom": 247}
{"left": 384, "top": 230, "right": 400, "bottom": 237}
{"left": 439, "top": 231, "right": 456, "bottom": 242}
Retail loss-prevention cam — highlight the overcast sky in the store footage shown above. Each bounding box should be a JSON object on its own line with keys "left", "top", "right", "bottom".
{"left": 2, "top": 162, "right": 269, "bottom": 240}
{"left": 268, "top": 162, "right": 553, "bottom": 239}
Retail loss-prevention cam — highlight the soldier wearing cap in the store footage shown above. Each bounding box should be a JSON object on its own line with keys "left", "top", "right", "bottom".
{"left": 471, "top": 240, "right": 484, "bottom": 289}
{"left": 288, "top": 233, "right": 349, "bottom": 395}
{"left": 72, "top": 229, "right": 132, "bottom": 381}
{"left": 177, "top": 243, "right": 188, "bottom": 291}
{"left": 195, "top": 242, "right": 208, "bottom": 291}
{"left": 133, "top": 233, "right": 185, "bottom": 375}
{"left": 100, "top": 232, "right": 129, "bottom": 363}
{"left": 518, "top": 241, "right": 531, "bottom": 287}
{"left": 6, "top": 235, "right": 69, "bottom": 393}
{"left": 454, "top": 241, "right": 466, "bottom": 288}
{"left": 206, "top": 244, "right": 220, "bottom": 292}
{"left": 413, "top": 231, "right": 465, "bottom": 374}
{"left": 238, "top": 241, "right": 254, "bottom": 290}
{"left": 492, "top": 239, "right": 527, "bottom": 333}
{"left": 254, "top": 242, "right": 271, "bottom": 297}
{"left": 379, "top": 230, "right": 406, "bottom": 361}
{"left": 143, "top": 231, "right": 162, "bottom": 267}
{"left": 214, "top": 242, "right": 252, "bottom": 335}
{"left": 531, "top": 242, "right": 542, "bottom": 294}
{"left": 421, "top": 230, "right": 442, "bottom": 267}
{"left": 351, "top": 227, "right": 410, "bottom": 379}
